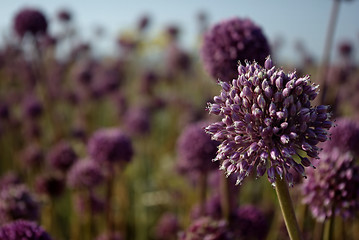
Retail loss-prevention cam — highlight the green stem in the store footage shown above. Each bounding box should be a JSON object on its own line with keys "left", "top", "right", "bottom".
{"left": 324, "top": 214, "right": 335, "bottom": 240}
{"left": 220, "top": 173, "right": 230, "bottom": 221}
{"left": 275, "top": 176, "right": 302, "bottom": 240}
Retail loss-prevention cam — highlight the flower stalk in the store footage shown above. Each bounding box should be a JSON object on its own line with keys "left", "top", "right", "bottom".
{"left": 275, "top": 175, "right": 302, "bottom": 240}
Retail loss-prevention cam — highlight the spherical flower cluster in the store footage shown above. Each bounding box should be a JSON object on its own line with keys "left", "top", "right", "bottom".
{"left": 13, "top": 8, "right": 48, "bottom": 38}
{"left": 0, "top": 172, "right": 22, "bottom": 191}
{"left": 155, "top": 213, "right": 180, "bottom": 240}
{"left": 67, "top": 159, "right": 105, "bottom": 190}
{"left": 205, "top": 57, "right": 332, "bottom": 186}
{"left": 201, "top": 17, "right": 270, "bottom": 82}
{"left": 47, "top": 141, "right": 77, "bottom": 172}
{"left": 179, "top": 217, "right": 232, "bottom": 240}
{"left": 0, "top": 184, "right": 40, "bottom": 224}
{"left": 20, "top": 144, "right": 44, "bottom": 168}
{"left": 123, "top": 107, "right": 151, "bottom": 136}
{"left": 22, "top": 95, "right": 43, "bottom": 119}
{"left": 323, "top": 117, "right": 359, "bottom": 157}
{"left": 177, "top": 121, "right": 219, "bottom": 174}
{"left": 301, "top": 148, "right": 359, "bottom": 221}
{"left": 88, "top": 128, "right": 134, "bottom": 164}
{"left": 231, "top": 205, "right": 269, "bottom": 240}
{"left": 0, "top": 220, "right": 52, "bottom": 240}
{"left": 35, "top": 174, "right": 65, "bottom": 198}
{"left": 57, "top": 9, "right": 72, "bottom": 22}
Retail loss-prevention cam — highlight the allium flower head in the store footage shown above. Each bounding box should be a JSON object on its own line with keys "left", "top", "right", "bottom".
{"left": 179, "top": 217, "right": 232, "bottom": 240}
{"left": 0, "top": 220, "right": 52, "bottom": 240}
{"left": 323, "top": 117, "right": 359, "bottom": 157}
{"left": 301, "top": 148, "right": 359, "bottom": 221}
{"left": 47, "top": 141, "right": 77, "bottom": 172}
{"left": 13, "top": 8, "right": 48, "bottom": 38}
{"left": 0, "top": 184, "right": 40, "bottom": 224}
{"left": 67, "top": 159, "right": 105, "bottom": 189}
{"left": 88, "top": 128, "right": 134, "bottom": 164}
{"left": 231, "top": 205, "right": 269, "bottom": 240}
{"left": 201, "top": 17, "right": 270, "bottom": 82}
{"left": 205, "top": 56, "right": 332, "bottom": 186}
{"left": 177, "top": 121, "right": 219, "bottom": 174}
{"left": 35, "top": 173, "right": 65, "bottom": 198}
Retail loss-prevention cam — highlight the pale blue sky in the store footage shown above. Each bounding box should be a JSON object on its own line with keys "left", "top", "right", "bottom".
{"left": 1, "top": 0, "right": 358, "bottom": 64}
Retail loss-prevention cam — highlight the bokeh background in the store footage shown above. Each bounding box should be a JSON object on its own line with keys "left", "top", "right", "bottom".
{"left": 0, "top": 1, "right": 358, "bottom": 240}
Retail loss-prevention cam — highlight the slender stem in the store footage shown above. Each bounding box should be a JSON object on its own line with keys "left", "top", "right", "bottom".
{"left": 324, "top": 213, "right": 335, "bottom": 240}
{"left": 313, "top": 221, "right": 324, "bottom": 240}
{"left": 318, "top": 0, "right": 341, "bottom": 105}
{"left": 275, "top": 176, "right": 302, "bottom": 240}
{"left": 220, "top": 173, "right": 231, "bottom": 221}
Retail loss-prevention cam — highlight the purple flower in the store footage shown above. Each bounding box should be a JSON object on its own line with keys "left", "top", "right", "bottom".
{"left": 47, "top": 141, "right": 77, "bottom": 172}
{"left": 20, "top": 144, "right": 44, "bottom": 168}
{"left": 88, "top": 128, "right": 134, "bottom": 165}
{"left": 0, "top": 184, "right": 40, "bottom": 224}
{"left": 323, "top": 117, "right": 359, "bottom": 157}
{"left": 179, "top": 217, "right": 232, "bottom": 240}
{"left": 95, "top": 231, "right": 123, "bottom": 240}
{"left": 205, "top": 56, "right": 332, "bottom": 186}
{"left": 35, "top": 173, "right": 65, "bottom": 198}
{"left": 67, "top": 159, "right": 105, "bottom": 189}
{"left": 301, "top": 148, "right": 359, "bottom": 221}
{"left": 0, "top": 172, "right": 22, "bottom": 191}
{"left": 201, "top": 17, "right": 270, "bottom": 82}
{"left": 22, "top": 95, "right": 43, "bottom": 119}
{"left": 0, "top": 220, "right": 52, "bottom": 240}
{"left": 231, "top": 205, "right": 269, "bottom": 240}
{"left": 177, "top": 121, "right": 219, "bottom": 174}
{"left": 13, "top": 8, "right": 48, "bottom": 38}
{"left": 155, "top": 213, "right": 180, "bottom": 240}
{"left": 123, "top": 106, "right": 151, "bottom": 136}
{"left": 57, "top": 9, "right": 72, "bottom": 22}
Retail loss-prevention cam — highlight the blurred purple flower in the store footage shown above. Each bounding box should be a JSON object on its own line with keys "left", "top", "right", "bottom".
{"left": 47, "top": 141, "right": 77, "bottom": 172}
{"left": 67, "top": 158, "right": 105, "bottom": 189}
{"left": 231, "top": 205, "right": 269, "bottom": 240}
{"left": 179, "top": 217, "right": 232, "bottom": 240}
{"left": 20, "top": 144, "right": 44, "bottom": 168}
{"left": 57, "top": 9, "right": 72, "bottom": 22}
{"left": 201, "top": 17, "right": 270, "bottom": 82}
{"left": 0, "top": 220, "right": 52, "bottom": 240}
{"left": 301, "top": 148, "right": 359, "bottom": 221}
{"left": 35, "top": 173, "right": 65, "bottom": 198}
{"left": 123, "top": 106, "right": 151, "bottom": 136}
{"left": 13, "top": 8, "right": 48, "bottom": 38}
{"left": 0, "top": 172, "right": 22, "bottom": 191}
{"left": 323, "top": 117, "right": 359, "bottom": 156}
{"left": 155, "top": 213, "right": 180, "bottom": 240}
{"left": 88, "top": 128, "right": 134, "bottom": 165}
{"left": 0, "top": 184, "right": 40, "bottom": 224}
{"left": 22, "top": 94, "right": 43, "bottom": 119}
{"left": 177, "top": 121, "right": 219, "bottom": 174}
{"left": 205, "top": 56, "right": 332, "bottom": 186}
